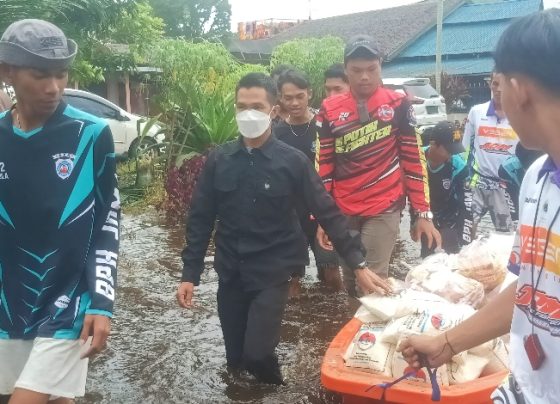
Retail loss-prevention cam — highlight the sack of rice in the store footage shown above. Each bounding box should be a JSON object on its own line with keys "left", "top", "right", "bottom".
{"left": 480, "top": 339, "right": 509, "bottom": 376}
{"left": 343, "top": 323, "right": 395, "bottom": 376}
{"left": 354, "top": 305, "right": 383, "bottom": 323}
{"left": 382, "top": 305, "right": 475, "bottom": 344}
{"left": 468, "top": 338, "right": 497, "bottom": 357}
{"left": 447, "top": 354, "right": 489, "bottom": 384}
{"left": 392, "top": 341, "right": 450, "bottom": 386}
{"left": 359, "top": 290, "right": 449, "bottom": 321}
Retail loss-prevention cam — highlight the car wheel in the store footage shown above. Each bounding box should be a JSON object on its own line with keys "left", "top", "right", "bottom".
{"left": 128, "top": 137, "right": 158, "bottom": 159}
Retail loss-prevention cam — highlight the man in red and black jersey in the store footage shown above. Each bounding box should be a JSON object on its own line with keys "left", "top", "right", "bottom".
{"left": 316, "top": 35, "right": 441, "bottom": 295}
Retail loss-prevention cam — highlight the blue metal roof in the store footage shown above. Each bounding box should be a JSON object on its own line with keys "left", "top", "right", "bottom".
{"left": 383, "top": 56, "right": 495, "bottom": 77}
{"left": 445, "top": 0, "right": 541, "bottom": 24}
{"left": 400, "top": 20, "right": 511, "bottom": 57}
{"left": 396, "top": 0, "right": 542, "bottom": 58}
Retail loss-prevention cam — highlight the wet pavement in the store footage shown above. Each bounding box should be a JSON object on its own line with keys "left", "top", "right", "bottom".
{"left": 79, "top": 209, "right": 480, "bottom": 404}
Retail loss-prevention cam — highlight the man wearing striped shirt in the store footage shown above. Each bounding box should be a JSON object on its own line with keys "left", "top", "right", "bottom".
{"left": 316, "top": 35, "right": 440, "bottom": 295}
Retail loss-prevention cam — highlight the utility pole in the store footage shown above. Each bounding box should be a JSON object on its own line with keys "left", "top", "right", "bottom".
{"left": 309, "top": 0, "right": 312, "bottom": 20}
{"left": 435, "top": 0, "right": 444, "bottom": 93}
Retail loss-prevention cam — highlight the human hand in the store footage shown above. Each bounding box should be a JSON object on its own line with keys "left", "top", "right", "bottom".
{"left": 397, "top": 333, "right": 452, "bottom": 369}
{"left": 80, "top": 315, "right": 111, "bottom": 359}
{"left": 176, "top": 282, "right": 195, "bottom": 308}
{"left": 354, "top": 268, "right": 393, "bottom": 296}
{"left": 412, "top": 218, "right": 442, "bottom": 249}
{"left": 316, "top": 225, "right": 333, "bottom": 251}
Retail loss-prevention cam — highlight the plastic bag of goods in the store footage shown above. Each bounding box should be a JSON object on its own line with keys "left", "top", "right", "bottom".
{"left": 392, "top": 339, "right": 450, "bottom": 386}
{"left": 343, "top": 323, "right": 395, "bottom": 376}
{"left": 485, "top": 272, "right": 519, "bottom": 303}
{"left": 359, "top": 290, "right": 450, "bottom": 321}
{"left": 404, "top": 256, "right": 485, "bottom": 308}
{"left": 456, "top": 234, "right": 514, "bottom": 291}
{"left": 382, "top": 304, "right": 475, "bottom": 344}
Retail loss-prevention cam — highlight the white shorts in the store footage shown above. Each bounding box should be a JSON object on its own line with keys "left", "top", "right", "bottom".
{"left": 0, "top": 338, "right": 89, "bottom": 399}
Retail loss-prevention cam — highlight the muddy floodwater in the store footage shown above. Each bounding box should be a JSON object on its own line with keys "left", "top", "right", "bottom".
{"left": 79, "top": 210, "right": 445, "bottom": 403}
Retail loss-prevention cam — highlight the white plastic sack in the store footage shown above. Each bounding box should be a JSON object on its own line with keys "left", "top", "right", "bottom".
{"left": 354, "top": 305, "right": 383, "bottom": 323}
{"left": 468, "top": 338, "right": 497, "bottom": 357}
{"left": 382, "top": 305, "right": 475, "bottom": 344}
{"left": 480, "top": 339, "right": 509, "bottom": 377}
{"left": 392, "top": 340, "right": 450, "bottom": 387}
{"left": 447, "top": 354, "right": 489, "bottom": 384}
{"left": 387, "top": 277, "right": 407, "bottom": 294}
{"left": 359, "top": 290, "right": 450, "bottom": 321}
{"left": 343, "top": 323, "right": 395, "bottom": 375}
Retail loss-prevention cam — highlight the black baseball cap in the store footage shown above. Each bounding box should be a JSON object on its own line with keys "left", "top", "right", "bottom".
{"left": 344, "top": 35, "right": 381, "bottom": 62}
{"left": 430, "top": 121, "right": 465, "bottom": 155}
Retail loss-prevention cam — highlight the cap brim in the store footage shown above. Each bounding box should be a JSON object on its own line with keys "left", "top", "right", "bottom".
{"left": 0, "top": 38, "right": 77, "bottom": 70}
{"left": 445, "top": 141, "right": 466, "bottom": 155}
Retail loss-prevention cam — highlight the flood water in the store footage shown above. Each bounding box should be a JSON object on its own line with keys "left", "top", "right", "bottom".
{"left": 80, "top": 209, "right": 487, "bottom": 404}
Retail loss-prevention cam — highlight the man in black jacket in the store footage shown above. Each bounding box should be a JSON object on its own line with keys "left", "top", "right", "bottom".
{"left": 176, "top": 73, "right": 391, "bottom": 385}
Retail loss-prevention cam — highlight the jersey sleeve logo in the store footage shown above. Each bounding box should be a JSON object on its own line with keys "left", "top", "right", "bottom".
{"left": 407, "top": 105, "right": 417, "bottom": 126}
{"left": 338, "top": 112, "right": 350, "bottom": 121}
{"left": 53, "top": 153, "right": 75, "bottom": 180}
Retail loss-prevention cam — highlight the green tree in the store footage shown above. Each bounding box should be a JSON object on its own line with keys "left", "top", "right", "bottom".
{"left": 0, "top": 0, "right": 137, "bottom": 86}
{"left": 0, "top": 0, "right": 163, "bottom": 87}
{"left": 146, "top": 39, "right": 266, "bottom": 156}
{"left": 270, "top": 36, "right": 345, "bottom": 106}
{"left": 148, "top": 0, "right": 231, "bottom": 40}
{"left": 82, "top": 2, "right": 165, "bottom": 83}
{"left": 0, "top": 0, "right": 138, "bottom": 35}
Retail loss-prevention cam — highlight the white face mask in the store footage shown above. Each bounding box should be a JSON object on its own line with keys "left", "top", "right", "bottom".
{"left": 236, "top": 109, "right": 271, "bottom": 139}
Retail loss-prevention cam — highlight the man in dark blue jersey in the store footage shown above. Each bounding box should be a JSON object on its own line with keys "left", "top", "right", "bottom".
{"left": 0, "top": 20, "right": 120, "bottom": 404}
{"left": 412, "top": 121, "right": 473, "bottom": 257}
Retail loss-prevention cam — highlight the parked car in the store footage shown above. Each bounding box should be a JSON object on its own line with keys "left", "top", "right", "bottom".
{"left": 382, "top": 78, "right": 447, "bottom": 133}
{"left": 62, "top": 89, "right": 165, "bottom": 157}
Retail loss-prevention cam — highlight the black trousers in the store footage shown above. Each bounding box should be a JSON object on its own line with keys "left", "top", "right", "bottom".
{"left": 217, "top": 277, "right": 289, "bottom": 385}
{"left": 295, "top": 216, "right": 339, "bottom": 278}
{"left": 421, "top": 223, "right": 461, "bottom": 258}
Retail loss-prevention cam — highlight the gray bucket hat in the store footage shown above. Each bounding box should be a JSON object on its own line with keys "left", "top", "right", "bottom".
{"left": 0, "top": 19, "right": 77, "bottom": 70}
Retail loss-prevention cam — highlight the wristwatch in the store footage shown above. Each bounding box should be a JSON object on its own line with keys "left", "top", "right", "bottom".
{"left": 355, "top": 261, "right": 368, "bottom": 271}
{"left": 417, "top": 211, "right": 434, "bottom": 221}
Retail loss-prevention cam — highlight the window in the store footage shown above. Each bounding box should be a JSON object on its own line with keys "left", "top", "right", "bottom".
{"left": 63, "top": 95, "right": 120, "bottom": 120}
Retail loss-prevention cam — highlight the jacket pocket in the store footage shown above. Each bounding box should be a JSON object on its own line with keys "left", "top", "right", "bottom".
{"left": 255, "top": 176, "right": 292, "bottom": 221}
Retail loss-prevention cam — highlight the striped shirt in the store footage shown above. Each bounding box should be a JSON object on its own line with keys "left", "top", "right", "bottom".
{"left": 316, "top": 87, "right": 430, "bottom": 216}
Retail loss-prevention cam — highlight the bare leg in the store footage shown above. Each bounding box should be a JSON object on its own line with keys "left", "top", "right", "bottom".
{"left": 8, "top": 389, "right": 49, "bottom": 404}
{"left": 8, "top": 389, "right": 73, "bottom": 404}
